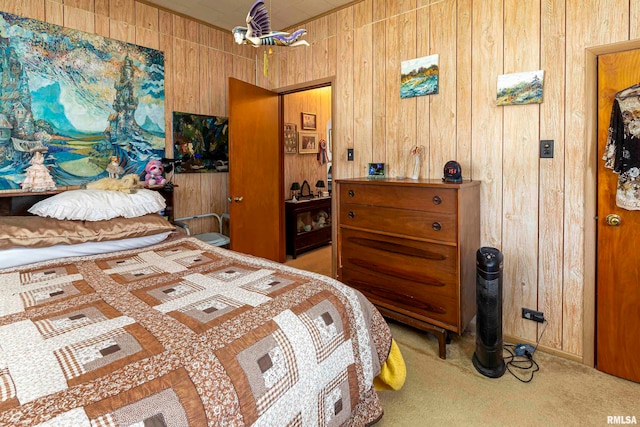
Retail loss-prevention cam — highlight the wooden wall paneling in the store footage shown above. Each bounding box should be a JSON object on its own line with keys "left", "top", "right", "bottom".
{"left": 231, "top": 55, "right": 254, "bottom": 84}
{"left": 563, "top": 0, "right": 629, "bottom": 356}
{"left": 1, "top": 0, "right": 44, "bottom": 20}
{"left": 293, "top": 47, "right": 307, "bottom": 85}
{"left": 335, "top": 6, "right": 354, "bottom": 179}
{"left": 109, "top": 0, "right": 133, "bottom": 23}
{"left": 134, "top": 1, "right": 159, "bottom": 50}
{"left": 172, "top": 38, "right": 200, "bottom": 113}
{"left": 284, "top": 91, "right": 303, "bottom": 196}
{"left": 45, "top": 1, "right": 64, "bottom": 26}
{"left": 199, "top": 45, "right": 212, "bottom": 114}
{"left": 384, "top": 15, "right": 401, "bottom": 177}
{"left": 386, "top": 0, "right": 415, "bottom": 16}
{"left": 172, "top": 15, "right": 198, "bottom": 43}
{"left": 311, "top": 17, "right": 329, "bottom": 81}
{"left": 210, "top": 50, "right": 228, "bottom": 116}
{"left": 470, "top": 0, "right": 503, "bottom": 249}
{"left": 373, "top": 0, "right": 386, "bottom": 22}
{"left": 109, "top": 17, "right": 135, "bottom": 43}
{"left": 354, "top": 0, "right": 372, "bottom": 27}
{"left": 633, "top": 0, "right": 640, "bottom": 40}
{"left": 501, "top": 0, "right": 541, "bottom": 342}
{"left": 158, "top": 9, "right": 171, "bottom": 34}
{"left": 200, "top": 24, "right": 223, "bottom": 51}
{"left": 304, "top": 21, "right": 316, "bottom": 83}
{"left": 415, "top": 4, "right": 431, "bottom": 178}
{"left": 538, "top": 0, "right": 566, "bottom": 350}
{"left": 64, "top": 4, "right": 94, "bottom": 32}
{"left": 160, "top": 33, "right": 173, "bottom": 155}
{"left": 327, "top": 34, "right": 337, "bottom": 79}
{"left": 397, "top": 11, "right": 417, "bottom": 179}
{"left": 456, "top": 0, "right": 472, "bottom": 179}
{"left": 94, "top": 0, "right": 107, "bottom": 15}
{"left": 94, "top": 11, "right": 109, "bottom": 37}
{"left": 353, "top": 23, "right": 373, "bottom": 165}
{"left": 173, "top": 173, "right": 202, "bottom": 231}
{"left": 372, "top": 19, "right": 386, "bottom": 163}
{"left": 428, "top": 0, "right": 456, "bottom": 179}
{"left": 65, "top": 0, "right": 93, "bottom": 11}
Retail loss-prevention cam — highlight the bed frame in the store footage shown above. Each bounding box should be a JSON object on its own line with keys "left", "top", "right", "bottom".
{"left": 0, "top": 190, "right": 64, "bottom": 216}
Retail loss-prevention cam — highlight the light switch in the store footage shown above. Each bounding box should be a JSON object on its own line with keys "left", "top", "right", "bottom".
{"left": 540, "top": 140, "right": 554, "bottom": 158}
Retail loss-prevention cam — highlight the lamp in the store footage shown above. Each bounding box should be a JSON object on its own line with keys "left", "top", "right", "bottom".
{"left": 315, "top": 180, "right": 325, "bottom": 197}
{"left": 290, "top": 181, "right": 300, "bottom": 199}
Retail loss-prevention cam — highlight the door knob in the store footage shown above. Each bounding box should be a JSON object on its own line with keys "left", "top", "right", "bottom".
{"left": 605, "top": 214, "right": 621, "bottom": 226}
{"left": 234, "top": 196, "right": 244, "bottom": 203}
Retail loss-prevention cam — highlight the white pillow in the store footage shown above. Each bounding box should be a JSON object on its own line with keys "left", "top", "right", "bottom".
{"left": 28, "top": 189, "right": 167, "bottom": 221}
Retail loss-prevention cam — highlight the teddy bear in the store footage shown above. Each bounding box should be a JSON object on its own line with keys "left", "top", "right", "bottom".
{"left": 82, "top": 174, "right": 143, "bottom": 193}
{"left": 144, "top": 159, "right": 166, "bottom": 187}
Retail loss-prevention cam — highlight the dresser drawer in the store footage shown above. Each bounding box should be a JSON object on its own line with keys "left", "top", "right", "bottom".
{"left": 340, "top": 184, "right": 456, "bottom": 213}
{"left": 339, "top": 228, "right": 458, "bottom": 299}
{"left": 340, "top": 267, "right": 459, "bottom": 328}
{"left": 340, "top": 203, "right": 456, "bottom": 242}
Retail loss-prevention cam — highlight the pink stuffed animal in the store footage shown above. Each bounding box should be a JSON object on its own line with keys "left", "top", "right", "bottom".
{"left": 144, "top": 159, "right": 166, "bottom": 187}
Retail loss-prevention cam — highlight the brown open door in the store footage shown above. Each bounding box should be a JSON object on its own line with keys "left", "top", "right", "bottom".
{"left": 228, "top": 78, "right": 285, "bottom": 262}
{"left": 596, "top": 50, "right": 640, "bottom": 383}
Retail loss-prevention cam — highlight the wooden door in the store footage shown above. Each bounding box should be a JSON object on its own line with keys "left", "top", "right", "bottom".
{"left": 596, "top": 50, "right": 640, "bottom": 383}
{"left": 228, "top": 78, "right": 285, "bottom": 262}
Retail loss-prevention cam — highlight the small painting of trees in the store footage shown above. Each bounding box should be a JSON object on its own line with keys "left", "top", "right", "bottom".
{"left": 497, "top": 70, "right": 544, "bottom": 106}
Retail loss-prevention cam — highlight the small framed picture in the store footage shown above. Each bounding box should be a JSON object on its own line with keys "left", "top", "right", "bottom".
{"left": 301, "top": 112, "right": 316, "bottom": 130}
{"left": 284, "top": 123, "right": 297, "bottom": 154}
{"left": 298, "top": 131, "right": 318, "bottom": 154}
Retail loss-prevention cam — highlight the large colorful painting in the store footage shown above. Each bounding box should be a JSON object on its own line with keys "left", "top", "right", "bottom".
{"left": 172, "top": 112, "right": 228, "bottom": 173}
{"left": 0, "top": 12, "right": 165, "bottom": 190}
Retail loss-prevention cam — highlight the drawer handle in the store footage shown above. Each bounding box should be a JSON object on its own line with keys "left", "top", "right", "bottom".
{"left": 348, "top": 211, "right": 355, "bottom": 219}
{"left": 433, "top": 195, "right": 442, "bottom": 205}
{"left": 348, "top": 190, "right": 355, "bottom": 197}
{"left": 432, "top": 222, "right": 442, "bottom": 231}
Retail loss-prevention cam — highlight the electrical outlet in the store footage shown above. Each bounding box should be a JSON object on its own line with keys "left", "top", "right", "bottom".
{"left": 522, "top": 308, "right": 545, "bottom": 323}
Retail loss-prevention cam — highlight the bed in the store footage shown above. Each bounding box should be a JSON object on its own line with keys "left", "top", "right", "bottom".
{"left": 0, "top": 189, "right": 403, "bottom": 426}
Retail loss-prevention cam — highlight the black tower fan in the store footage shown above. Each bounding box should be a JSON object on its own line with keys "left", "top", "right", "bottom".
{"left": 472, "top": 247, "right": 506, "bottom": 378}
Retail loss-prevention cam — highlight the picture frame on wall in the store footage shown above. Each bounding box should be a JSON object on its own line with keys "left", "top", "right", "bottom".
{"left": 298, "top": 131, "right": 318, "bottom": 154}
{"left": 284, "top": 123, "right": 297, "bottom": 154}
{"left": 301, "top": 112, "right": 316, "bottom": 130}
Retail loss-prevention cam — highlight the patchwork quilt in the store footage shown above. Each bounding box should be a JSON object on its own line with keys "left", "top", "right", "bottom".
{"left": 0, "top": 237, "right": 391, "bottom": 426}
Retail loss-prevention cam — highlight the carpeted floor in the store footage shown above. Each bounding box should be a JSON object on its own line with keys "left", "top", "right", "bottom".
{"left": 378, "top": 321, "right": 640, "bottom": 426}
{"left": 284, "top": 245, "right": 640, "bottom": 426}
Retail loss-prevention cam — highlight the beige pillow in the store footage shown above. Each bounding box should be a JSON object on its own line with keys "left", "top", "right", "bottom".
{"left": 0, "top": 214, "right": 175, "bottom": 249}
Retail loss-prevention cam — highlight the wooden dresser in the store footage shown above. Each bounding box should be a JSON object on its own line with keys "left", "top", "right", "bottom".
{"left": 336, "top": 178, "right": 480, "bottom": 358}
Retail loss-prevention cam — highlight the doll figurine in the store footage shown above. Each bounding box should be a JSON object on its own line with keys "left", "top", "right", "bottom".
{"left": 410, "top": 145, "right": 425, "bottom": 180}
{"left": 233, "top": 0, "right": 309, "bottom": 48}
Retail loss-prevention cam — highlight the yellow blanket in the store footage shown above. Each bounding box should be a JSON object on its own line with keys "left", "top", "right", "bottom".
{"left": 374, "top": 339, "right": 406, "bottom": 391}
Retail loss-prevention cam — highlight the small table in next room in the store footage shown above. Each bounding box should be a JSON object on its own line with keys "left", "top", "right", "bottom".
{"left": 285, "top": 196, "right": 332, "bottom": 259}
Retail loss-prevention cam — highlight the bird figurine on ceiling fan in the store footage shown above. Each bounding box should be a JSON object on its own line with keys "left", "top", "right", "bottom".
{"left": 232, "top": 0, "right": 310, "bottom": 47}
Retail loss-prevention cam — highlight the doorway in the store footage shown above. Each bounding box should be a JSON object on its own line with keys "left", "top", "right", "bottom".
{"left": 595, "top": 48, "right": 640, "bottom": 383}
{"left": 281, "top": 85, "right": 333, "bottom": 272}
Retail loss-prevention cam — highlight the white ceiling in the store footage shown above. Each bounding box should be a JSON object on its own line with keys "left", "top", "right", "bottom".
{"left": 143, "top": 0, "right": 356, "bottom": 32}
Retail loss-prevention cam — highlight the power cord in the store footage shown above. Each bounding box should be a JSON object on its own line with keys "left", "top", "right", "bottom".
{"left": 503, "top": 319, "right": 548, "bottom": 383}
